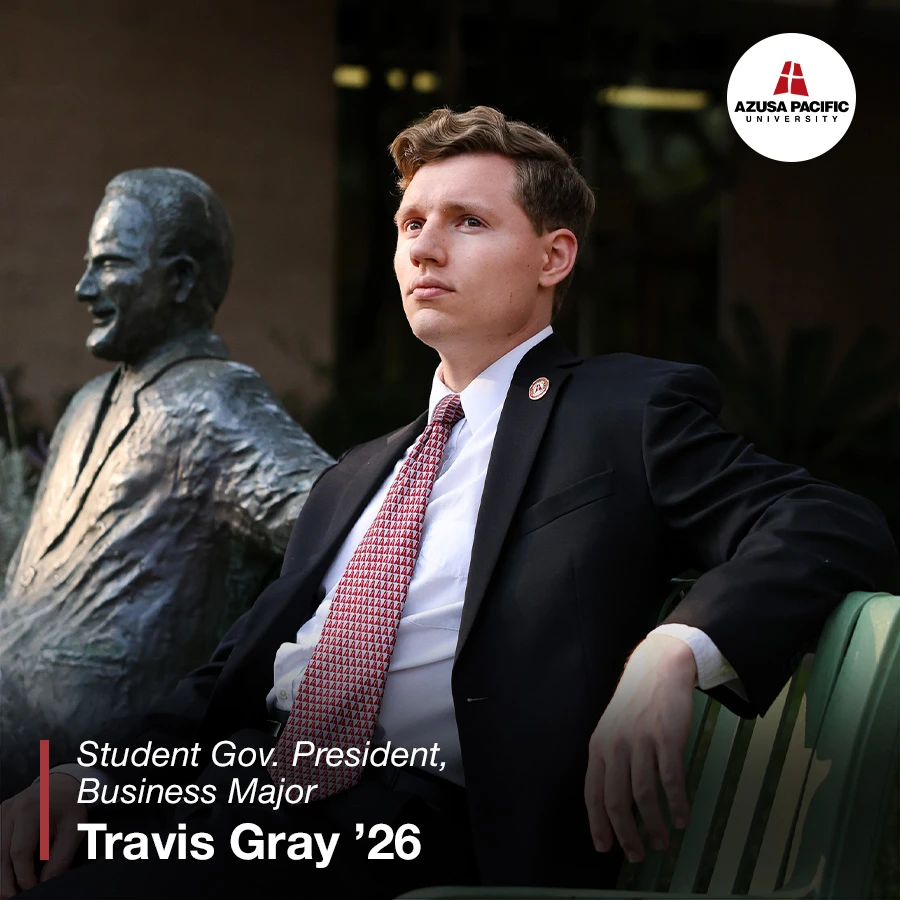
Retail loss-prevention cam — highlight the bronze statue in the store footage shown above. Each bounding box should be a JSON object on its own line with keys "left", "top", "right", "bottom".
{"left": 0, "top": 169, "right": 333, "bottom": 796}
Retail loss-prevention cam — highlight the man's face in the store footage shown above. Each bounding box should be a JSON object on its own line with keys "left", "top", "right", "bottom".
{"left": 394, "top": 153, "right": 554, "bottom": 364}
{"left": 75, "top": 196, "right": 173, "bottom": 363}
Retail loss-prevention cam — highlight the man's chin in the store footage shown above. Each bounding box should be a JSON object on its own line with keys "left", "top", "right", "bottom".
{"left": 86, "top": 325, "right": 123, "bottom": 361}
{"left": 407, "top": 309, "right": 457, "bottom": 351}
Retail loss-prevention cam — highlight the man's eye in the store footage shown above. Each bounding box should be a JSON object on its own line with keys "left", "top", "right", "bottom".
{"left": 404, "top": 220, "right": 422, "bottom": 232}
{"left": 463, "top": 216, "right": 483, "bottom": 227}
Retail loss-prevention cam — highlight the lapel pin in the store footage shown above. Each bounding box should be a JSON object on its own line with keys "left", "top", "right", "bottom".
{"left": 529, "top": 377, "right": 550, "bottom": 400}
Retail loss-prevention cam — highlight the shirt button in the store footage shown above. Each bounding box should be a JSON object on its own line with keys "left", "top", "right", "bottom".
{"left": 279, "top": 689, "right": 288, "bottom": 699}
{"left": 20, "top": 566, "right": 36, "bottom": 587}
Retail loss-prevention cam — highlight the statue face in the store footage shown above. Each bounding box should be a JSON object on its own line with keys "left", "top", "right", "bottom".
{"left": 75, "top": 196, "right": 174, "bottom": 364}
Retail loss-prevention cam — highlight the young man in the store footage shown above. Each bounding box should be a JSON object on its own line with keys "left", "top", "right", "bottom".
{"left": 1, "top": 107, "right": 894, "bottom": 899}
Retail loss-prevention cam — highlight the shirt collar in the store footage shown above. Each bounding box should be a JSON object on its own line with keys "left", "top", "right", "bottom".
{"left": 427, "top": 326, "right": 554, "bottom": 433}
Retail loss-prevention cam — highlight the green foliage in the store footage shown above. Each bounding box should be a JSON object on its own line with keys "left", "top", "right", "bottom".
{"left": 0, "top": 367, "right": 32, "bottom": 449}
{"left": 0, "top": 439, "right": 32, "bottom": 582}
{"left": 0, "top": 372, "right": 36, "bottom": 583}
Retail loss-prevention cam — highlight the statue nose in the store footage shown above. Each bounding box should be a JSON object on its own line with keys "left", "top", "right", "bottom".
{"left": 75, "top": 268, "right": 99, "bottom": 299}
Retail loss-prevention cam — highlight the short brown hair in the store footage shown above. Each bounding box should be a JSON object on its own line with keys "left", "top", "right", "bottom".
{"left": 389, "top": 106, "right": 595, "bottom": 311}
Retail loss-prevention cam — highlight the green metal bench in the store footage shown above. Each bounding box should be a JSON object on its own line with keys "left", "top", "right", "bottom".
{"left": 399, "top": 591, "right": 900, "bottom": 899}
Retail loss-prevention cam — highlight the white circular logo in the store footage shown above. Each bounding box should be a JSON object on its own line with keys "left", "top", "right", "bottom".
{"left": 727, "top": 33, "right": 855, "bottom": 162}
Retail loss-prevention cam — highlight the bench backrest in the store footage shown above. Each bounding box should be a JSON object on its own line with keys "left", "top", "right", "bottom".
{"left": 618, "top": 590, "right": 900, "bottom": 898}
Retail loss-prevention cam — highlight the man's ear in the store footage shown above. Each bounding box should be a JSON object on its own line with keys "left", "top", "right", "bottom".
{"left": 166, "top": 254, "right": 199, "bottom": 307}
{"left": 538, "top": 229, "right": 578, "bottom": 289}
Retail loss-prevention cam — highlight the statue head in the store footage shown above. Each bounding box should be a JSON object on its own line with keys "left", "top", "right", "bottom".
{"left": 75, "top": 168, "right": 234, "bottom": 364}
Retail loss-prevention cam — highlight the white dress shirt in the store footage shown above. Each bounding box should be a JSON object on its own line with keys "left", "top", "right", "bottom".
{"left": 265, "top": 327, "right": 740, "bottom": 786}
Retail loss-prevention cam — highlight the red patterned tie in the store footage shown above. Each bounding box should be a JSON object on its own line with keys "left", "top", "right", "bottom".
{"left": 270, "top": 393, "right": 464, "bottom": 797}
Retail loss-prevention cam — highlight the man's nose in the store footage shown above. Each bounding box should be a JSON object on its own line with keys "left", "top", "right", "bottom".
{"left": 75, "top": 266, "right": 98, "bottom": 300}
{"left": 409, "top": 222, "right": 447, "bottom": 267}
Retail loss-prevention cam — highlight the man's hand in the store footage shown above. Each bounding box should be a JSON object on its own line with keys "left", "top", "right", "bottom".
{"left": 0, "top": 774, "right": 86, "bottom": 898}
{"left": 585, "top": 634, "right": 697, "bottom": 863}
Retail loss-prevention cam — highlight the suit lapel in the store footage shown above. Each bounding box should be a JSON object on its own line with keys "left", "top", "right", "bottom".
{"left": 37, "top": 375, "right": 143, "bottom": 559}
{"left": 457, "top": 334, "right": 581, "bottom": 658}
{"left": 23, "top": 376, "right": 114, "bottom": 561}
{"left": 63, "top": 375, "right": 138, "bottom": 514}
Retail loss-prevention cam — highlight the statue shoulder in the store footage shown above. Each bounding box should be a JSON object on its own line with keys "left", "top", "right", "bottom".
{"left": 150, "top": 357, "right": 284, "bottom": 414}
{"left": 146, "top": 358, "right": 330, "bottom": 458}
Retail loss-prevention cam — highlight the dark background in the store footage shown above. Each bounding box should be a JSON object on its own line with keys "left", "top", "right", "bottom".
{"left": 2, "top": 1, "right": 897, "bottom": 574}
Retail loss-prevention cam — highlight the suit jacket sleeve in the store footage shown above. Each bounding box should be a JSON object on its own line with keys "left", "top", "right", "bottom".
{"left": 643, "top": 365, "right": 896, "bottom": 717}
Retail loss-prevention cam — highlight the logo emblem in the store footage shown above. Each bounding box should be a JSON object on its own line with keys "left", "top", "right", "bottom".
{"left": 727, "top": 33, "right": 855, "bottom": 162}
{"left": 529, "top": 377, "right": 550, "bottom": 401}
{"left": 774, "top": 61, "right": 808, "bottom": 96}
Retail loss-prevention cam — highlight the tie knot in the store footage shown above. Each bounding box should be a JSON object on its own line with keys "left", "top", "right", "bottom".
{"left": 432, "top": 393, "right": 464, "bottom": 429}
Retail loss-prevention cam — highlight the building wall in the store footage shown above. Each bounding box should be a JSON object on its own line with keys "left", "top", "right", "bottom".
{"left": 0, "top": 0, "right": 335, "bottom": 429}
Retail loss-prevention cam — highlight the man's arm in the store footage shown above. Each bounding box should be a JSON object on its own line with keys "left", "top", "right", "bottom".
{"left": 586, "top": 634, "right": 697, "bottom": 862}
{"left": 642, "top": 364, "right": 895, "bottom": 713}
{"left": 586, "top": 363, "right": 896, "bottom": 862}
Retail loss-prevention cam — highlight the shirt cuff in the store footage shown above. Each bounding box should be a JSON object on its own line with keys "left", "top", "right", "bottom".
{"left": 650, "top": 623, "right": 747, "bottom": 700}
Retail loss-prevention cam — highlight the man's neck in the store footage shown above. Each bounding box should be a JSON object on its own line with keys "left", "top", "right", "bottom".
{"left": 114, "top": 327, "right": 222, "bottom": 377}
{"left": 436, "top": 325, "right": 552, "bottom": 392}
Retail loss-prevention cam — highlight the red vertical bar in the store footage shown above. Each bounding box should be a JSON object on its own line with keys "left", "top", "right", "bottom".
{"left": 39, "top": 740, "right": 50, "bottom": 860}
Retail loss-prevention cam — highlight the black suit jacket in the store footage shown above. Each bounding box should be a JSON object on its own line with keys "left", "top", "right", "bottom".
{"left": 135, "top": 333, "right": 895, "bottom": 887}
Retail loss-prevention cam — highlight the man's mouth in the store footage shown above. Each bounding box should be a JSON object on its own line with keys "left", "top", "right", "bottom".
{"left": 411, "top": 286, "right": 452, "bottom": 300}
{"left": 88, "top": 306, "right": 117, "bottom": 328}
{"left": 409, "top": 279, "right": 453, "bottom": 300}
